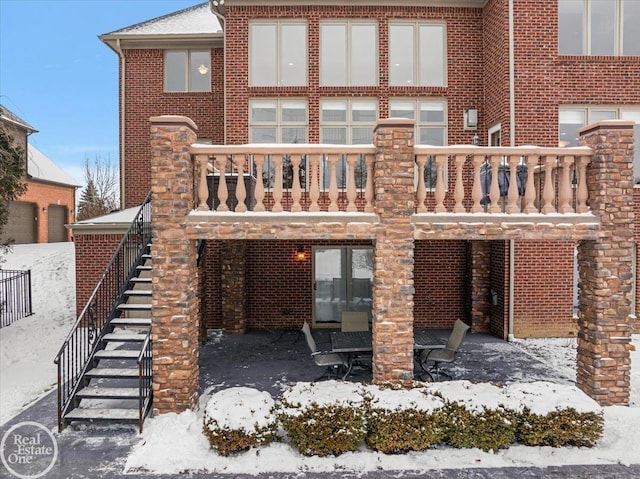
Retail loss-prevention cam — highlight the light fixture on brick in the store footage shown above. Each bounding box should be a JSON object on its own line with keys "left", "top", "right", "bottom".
{"left": 464, "top": 107, "right": 478, "bottom": 130}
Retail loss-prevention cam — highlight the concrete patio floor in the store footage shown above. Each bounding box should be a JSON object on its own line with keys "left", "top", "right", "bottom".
{"left": 197, "top": 328, "right": 574, "bottom": 398}
{"left": 6, "top": 327, "right": 638, "bottom": 479}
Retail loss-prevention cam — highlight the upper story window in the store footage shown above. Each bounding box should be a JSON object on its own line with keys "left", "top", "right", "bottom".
{"left": 249, "top": 21, "right": 307, "bottom": 86}
{"left": 164, "top": 50, "right": 211, "bottom": 92}
{"left": 559, "top": 0, "right": 640, "bottom": 55}
{"left": 389, "top": 99, "right": 447, "bottom": 145}
{"left": 390, "top": 99, "right": 447, "bottom": 189}
{"left": 249, "top": 99, "right": 308, "bottom": 143}
{"left": 320, "top": 98, "right": 378, "bottom": 145}
{"left": 559, "top": 106, "right": 640, "bottom": 183}
{"left": 389, "top": 22, "right": 446, "bottom": 87}
{"left": 320, "top": 21, "right": 378, "bottom": 86}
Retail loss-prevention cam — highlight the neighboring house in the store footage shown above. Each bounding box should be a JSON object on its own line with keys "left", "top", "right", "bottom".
{"left": 0, "top": 105, "right": 80, "bottom": 244}
{"left": 58, "top": 0, "right": 638, "bottom": 427}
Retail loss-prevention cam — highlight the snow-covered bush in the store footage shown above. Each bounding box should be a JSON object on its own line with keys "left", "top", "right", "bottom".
{"left": 363, "top": 382, "right": 447, "bottom": 454}
{"left": 278, "top": 381, "right": 367, "bottom": 456}
{"left": 202, "top": 387, "right": 277, "bottom": 456}
{"left": 504, "top": 382, "right": 604, "bottom": 447}
{"left": 430, "top": 381, "right": 517, "bottom": 451}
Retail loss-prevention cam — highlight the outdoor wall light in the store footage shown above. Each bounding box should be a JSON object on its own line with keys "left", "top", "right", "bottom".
{"left": 464, "top": 107, "right": 478, "bottom": 130}
{"left": 473, "top": 133, "right": 481, "bottom": 146}
{"left": 295, "top": 245, "right": 306, "bottom": 261}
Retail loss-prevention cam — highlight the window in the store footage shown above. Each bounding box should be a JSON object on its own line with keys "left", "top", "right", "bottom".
{"left": 249, "top": 99, "right": 308, "bottom": 188}
{"left": 389, "top": 22, "right": 446, "bottom": 86}
{"left": 320, "top": 98, "right": 377, "bottom": 189}
{"left": 249, "top": 21, "right": 307, "bottom": 86}
{"left": 559, "top": 0, "right": 640, "bottom": 55}
{"left": 164, "top": 50, "right": 210, "bottom": 92}
{"left": 390, "top": 99, "right": 447, "bottom": 188}
{"left": 559, "top": 106, "right": 640, "bottom": 183}
{"left": 320, "top": 21, "right": 377, "bottom": 86}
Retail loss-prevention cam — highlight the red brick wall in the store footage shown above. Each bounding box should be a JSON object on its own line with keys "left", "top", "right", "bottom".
{"left": 121, "top": 47, "right": 224, "bottom": 208}
{"left": 414, "top": 240, "right": 469, "bottom": 328}
{"left": 482, "top": 0, "right": 510, "bottom": 143}
{"left": 513, "top": 241, "right": 576, "bottom": 338}
{"left": 74, "top": 233, "right": 123, "bottom": 317}
{"left": 224, "top": 4, "right": 484, "bottom": 145}
{"left": 490, "top": 241, "right": 508, "bottom": 339}
{"left": 19, "top": 181, "right": 75, "bottom": 243}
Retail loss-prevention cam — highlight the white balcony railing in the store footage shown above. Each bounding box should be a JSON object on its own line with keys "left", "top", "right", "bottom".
{"left": 190, "top": 144, "right": 593, "bottom": 216}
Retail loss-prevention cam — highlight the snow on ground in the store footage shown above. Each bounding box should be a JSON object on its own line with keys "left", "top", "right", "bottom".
{"left": 1, "top": 242, "right": 639, "bottom": 474}
{"left": 0, "top": 243, "right": 76, "bottom": 425}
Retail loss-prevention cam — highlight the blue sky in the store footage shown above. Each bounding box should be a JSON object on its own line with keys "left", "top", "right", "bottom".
{"left": 0, "top": 0, "right": 200, "bottom": 186}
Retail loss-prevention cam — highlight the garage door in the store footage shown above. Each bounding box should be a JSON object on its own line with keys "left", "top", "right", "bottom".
{"left": 47, "top": 204, "right": 67, "bottom": 242}
{"left": 0, "top": 201, "right": 37, "bottom": 244}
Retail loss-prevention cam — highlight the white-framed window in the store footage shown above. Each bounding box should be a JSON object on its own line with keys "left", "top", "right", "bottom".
{"left": 249, "top": 99, "right": 308, "bottom": 189}
{"left": 164, "top": 50, "right": 211, "bottom": 92}
{"left": 559, "top": 0, "right": 640, "bottom": 55}
{"left": 559, "top": 106, "right": 640, "bottom": 183}
{"left": 249, "top": 99, "right": 308, "bottom": 144}
{"left": 249, "top": 21, "right": 307, "bottom": 86}
{"left": 390, "top": 99, "right": 447, "bottom": 189}
{"left": 388, "top": 22, "right": 446, "bottom": 87}
{"left": 319, "top": 98, "right": 377, "bottom": 189}
{"left": 320, "top": 21, "right": 378, "bottom": 86}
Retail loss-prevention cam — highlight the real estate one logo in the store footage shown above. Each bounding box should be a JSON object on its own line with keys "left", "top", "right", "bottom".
{"left": 0, "top": 421, "right": 58, "bottom": 479}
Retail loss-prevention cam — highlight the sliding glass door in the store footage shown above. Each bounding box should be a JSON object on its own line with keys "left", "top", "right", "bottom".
{"left": 313, "top": 246, "right": 373, "bottom": 327}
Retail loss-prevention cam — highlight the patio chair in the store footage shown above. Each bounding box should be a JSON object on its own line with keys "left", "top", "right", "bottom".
{"left": 341, "top": 311, "right": 369, "bottom": 332}
{"left": 301, "top": 322, "right": 349, "bottom": 380}
{"left": 419, "top": 319, "right": 470, "bottom": 381}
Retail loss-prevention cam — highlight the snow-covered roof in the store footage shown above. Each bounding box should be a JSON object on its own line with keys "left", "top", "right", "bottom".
{"left": 103, "top": 2, "right": 221, "bottom": 36}
{"left": 27, "top": 144, "right": 81, "bottom": 188}
{"left": 0, "top": 105, "right": 37, "bottom": 133}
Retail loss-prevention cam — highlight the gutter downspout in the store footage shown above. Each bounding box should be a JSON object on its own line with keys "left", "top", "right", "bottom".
{"left": 209, "top": 2, "right": 227, "bottom": 143}
{"left": 113, "top": 38, "right": 126, "bottom": 209}
{"left": 507, "top": 0, "right": 516, "bottom": 341}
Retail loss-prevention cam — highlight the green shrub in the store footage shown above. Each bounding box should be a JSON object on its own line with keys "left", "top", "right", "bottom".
{"left": 279, "top": 403, "right": 366, "bottom": 456}
{"left": 278, "top": 381, "right": 366, "bottom": 457}
{"left": 202, "top": 387, "right": 277, "bottom": 456}
{"left": 443, "top": 402, "right": 517, "bottom": 451}
{"left": 516, "top": 407, "right": 604, "bottom": 447}
{"left": 363, "top": 383, "right": 447, "bottom": 454}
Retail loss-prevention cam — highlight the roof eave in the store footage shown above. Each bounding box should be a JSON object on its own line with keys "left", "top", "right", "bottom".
{"left": 100, "top": 32, "right": 224, "bottom": 50}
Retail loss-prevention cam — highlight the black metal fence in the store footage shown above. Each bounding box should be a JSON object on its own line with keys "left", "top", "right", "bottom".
{"left": 0, "top": 269, "right": 33, "bottom": 328}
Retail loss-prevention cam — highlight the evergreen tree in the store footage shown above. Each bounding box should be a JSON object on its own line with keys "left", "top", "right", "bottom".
{"left": 0, "top": 124, "right": 28, "bottom": 259}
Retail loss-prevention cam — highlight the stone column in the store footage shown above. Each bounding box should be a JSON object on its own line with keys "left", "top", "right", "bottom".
{"left": 470, "top": 241, "right": 491, "bottom": 333}
{"left": 150, "top": 115, "right": 200, "bottom": 415}
{"left": 221, "top": 240, "right": 247, "bottom": 334}
{"left": 577, "top": 121, "right": 635, "bottom": 406}
{"left": 372, "top": 119, "right": 416, "bottom": 382}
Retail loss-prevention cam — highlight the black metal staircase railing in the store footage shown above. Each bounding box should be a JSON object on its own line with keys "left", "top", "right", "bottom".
{"left": 55, "top": 192, "right": 152, "bottom": 431}
{"left": 137, "top": 331, "right": 153, "bottom": 431}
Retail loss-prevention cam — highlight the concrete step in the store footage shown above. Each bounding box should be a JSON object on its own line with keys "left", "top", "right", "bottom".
{"left": 85, "top": 368, "right": 140, "bottom": 379}
{"left": 123, "top": 289, "right": 152, "bottom": 298}
{"left": 110, "top": 317, "right": 151, "bottom": 327}
{"left": 103, "top": 332, "right": 148, "bottom": 342}
{"left": 130, "top": 277, "right": 151, "bottom": 284}
{"left": 117, "top": 303, "right": 151, "bottom": 311}
{"left": 76, "top": 387, "right": 140, "bottom": 400}
{"left": 94, "top": 349, "right": 141, "bottom": 360}
{"left": 64, "top": 408, "right": 139, "bottom": 422}
{"left": 136, "top": 265, "right": 152, "bottom": 272}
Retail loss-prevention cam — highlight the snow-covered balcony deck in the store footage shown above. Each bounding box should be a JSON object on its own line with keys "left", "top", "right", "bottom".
{"left": 187, "top": 143, "right": 599, "bottom": 242}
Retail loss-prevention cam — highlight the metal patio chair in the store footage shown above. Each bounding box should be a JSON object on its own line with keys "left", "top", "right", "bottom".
{"left": 301, "top": 322, "right": 349, "bottom": 380}
{"left": 420, "top": 319, "right": 470, "bottom": 381}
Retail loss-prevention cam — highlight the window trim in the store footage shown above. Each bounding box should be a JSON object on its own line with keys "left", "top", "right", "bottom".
{"left": 319, "top": 20, "right": 379, "bottom": 87}
{"left": 388, "top": 20, "right": 447, "bottom": 87}
{"left": 249, "top": 20, "right": 308, "bottom": 87}
{"left": 559, "top": 0, "right": 639, "bottom": 56}
{"left": 249, "top": 98, "right": 309, "bottom": 144}
{"left": 163, "top": 49, "right": 211, "bottom": 93}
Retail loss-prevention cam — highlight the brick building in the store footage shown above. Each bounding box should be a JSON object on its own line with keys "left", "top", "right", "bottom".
{"left": 58, "top": 0, "right": 638, "bottom": 423}
{"left": 0, "top": 105, "right": 79, "bottom": 244}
